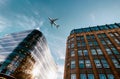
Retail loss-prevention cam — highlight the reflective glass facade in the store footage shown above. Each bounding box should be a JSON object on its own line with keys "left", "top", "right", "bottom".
{"left": 0, "top": 29, "right": 57, "bottom": 79}
{"left": 64, "top": 23, "right": 120, "bottom": 79}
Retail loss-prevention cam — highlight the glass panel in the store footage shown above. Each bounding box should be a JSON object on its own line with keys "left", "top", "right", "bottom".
{"left": 99, "top": 25, "right": 109, "bottom": 30}
{"left": 105, "top": 48, "right": 112, "bottom": 54}
{"left": 81, "top": 41, "right": 86, "bottom": 46}
{"left": 96, "top": 48, "right": 103, "bottom": 55}
{"left": 101, "top": 59, "right": 109, "bottom": 68}
{"left": 77, "top": 42, "right": 81, "bottom": 47}
{"left": 76, "top": 36, "right": 80, "bottom": 40}
{"left": 88, "top": 41, "right": 93, "bottom": 46}
{"left": 93, "top": 41, "right": 98, "bottom": 45}
{"left": 101, "top": 40, "right": 106, "bottom": 45}
{"left": 78, "top": 50, "right": 82, "bottom": 56}
{"left": 80, "top": 74, "right": 86, "bottom": 79}
{"left": 71, "top": 60, "right": 76, "bottom": 69}
{"left": 80, "top": 36, "right": 84, "bottom": 40}
{"left": 99, "top": 74, "right": 106, "bottom": 79}
{"left": 70, "top": 38, "right": 74, "bottom": 41}
{"left": 71, "top": 43, "right": 74, "bottom": 48}
{"left": 112, "top": 59, "right": 120, "bottom": 68}
{"left": 91, "top": 49, "right": 97, "bottom": 55}
{"left": 85, "top": 60, "right": 92, "bottom": 68}
{"left": 111, "top": 47, "right": 119, "bottom": 54}
{"left": 71, "top": 50, "right": 75, "bottom": 57}
{"left": 71, "top": 74, "right": 76, "bottom": 79}
{"left": 109, "top": 24, "right": 115, "bottom": 29}
{"left": 79, "top": 60, "right": 84, "bottom": 68}
{"left": 114, "top": 38, "right": 120, "bottom": 44}
{"left": 94, "top": 59, "right": 102, "bottom": 68}
{"left": 109, "top": 33, "right": 114, "bottom": 37}
{"left": 105, "top": 39, "right": 111, "bottom": 44}
{"left": 88, "top": 74, "right": 94, "bottom": 79}
{"left": 83, "top": 50, "right": 88, "bottom": 56}
{"left": 86, "top": 35, "right": 91, "bottom": 39}
{"left": 91, "top": 27, "right": 99, "bottom": 31}
{"left": 91, "top": 35, "right": 95, "bottom": 39}
{"left": 107, "top": 74, "right": 114, "bottom": 79}
{"left": 114, "top": 32, "right": 119, "bottom": 36}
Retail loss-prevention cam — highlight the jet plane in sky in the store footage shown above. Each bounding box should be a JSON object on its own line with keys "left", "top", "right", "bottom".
{"left": 48, "top": 17, "right": 60, "bottom": 28}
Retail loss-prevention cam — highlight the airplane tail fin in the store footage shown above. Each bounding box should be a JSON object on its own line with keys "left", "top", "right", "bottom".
{"left": 56, "top": 25, "right": 60, "bottom": 28}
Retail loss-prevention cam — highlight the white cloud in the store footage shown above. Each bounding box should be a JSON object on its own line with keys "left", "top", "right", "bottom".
{"left": 0, "top": 16, "right": 11, "bottom": 32}
{"left": 15, "top": 14, "right": 44, "bottom": 29}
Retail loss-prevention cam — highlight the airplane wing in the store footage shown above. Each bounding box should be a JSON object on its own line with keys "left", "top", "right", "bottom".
{"left": 53, "top": 18, "right": 58, "bottom": 21}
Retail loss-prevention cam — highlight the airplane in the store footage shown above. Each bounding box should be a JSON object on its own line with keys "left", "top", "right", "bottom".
{"left": 48, "top": 17, "right": 60, "bottom": 28}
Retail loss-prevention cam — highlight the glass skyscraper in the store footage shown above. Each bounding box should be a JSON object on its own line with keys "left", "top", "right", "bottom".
{"left": 64, "top": 23, "right": 120, "bottom": 79}
{"left": 0, "top": 29, "right": 57, "bottom": 79}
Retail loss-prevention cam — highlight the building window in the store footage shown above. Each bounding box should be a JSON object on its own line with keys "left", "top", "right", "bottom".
{"left": 88, "top": 41, "right": 93, "bottom": 46}
{"left": 68, "top": 44, "right": 70, "bottom": 48}
{"left": 86, "top": 35, "right": 91, "bottom": 39}
{"left": 80, "top": 74, "right": 86, "bottom": 79}
{"left": 78, "top": 50, "right": 82, "bottom": 56}
{"left": 105, "top": 48, "right": 112, "bottom": 54}
{"left": 94, "top": 59, "right": 102, "bottom": 68}
{"left": 76, "top": 36, "right": 80, "bottom": 40}
{"left": 109, "top": 33, "right": 114, "bottom": 37}
{"left": 96, "top": 48, "right": 103, "bottom": 55}
{"left": 70, "top": 50, "right": 75, "bottom": 57}
{"left": 71, "top": 74, "right": 76, "bottom": 79}
{"left": 80, "top": 36, "right": 84, "bottom": 40}
{"left": 88, "top": 74, "right": 94, "bottom": 79}
{"left": 99, "top": 74, "right": 106, "bottom": 79}
{"left": 77, "top": 42, "right": 81, "bottom": 47}
{"left": 101, "top": 59, "right": 109, "bottom": 68}
{"left": 83, "top": 50, "right": 88, "bottom": 56}
{"left": 79, "top": 60, "right": 84, "bottom": 68}
{"left": 105, "top": 39, "right": 111, "bottom": 44}
{"left": 85, "top": 60, "right": 92, "bottom": 68}
{"left": 101, "top": 33, "right": 107, "bottom": 38}
{"left": 71, "top": 60, "right": 76, "bottom": 69}
{"left": 107, "top": 74, "right": 114, "bottom": 79}
{"left": 93, "top": 41, "right": 98, "bottom": 45}
{"left": 81, "top": 41, "right": 86, "bottom": 46}
{"left": 114, "top": 32, "right": 119, "bottom": 36}
{"left": 71, "top": 43, "right": 74, "bottom": 48}
{"left": 101, "top": 40, "right": 106, "bottom": 45}
{"left": 91, "top": 49, "right": 97, "bottom": 55}
{"left": 70, "top": 38, "right": 74, "bottom": 41}
{"left": 112, "top": 59, "right": 120, "bottom": 68}
{"left": 91, "top": 35, "right": 95, "bottom": 39}
{"left": 98, "top": 34, "right": 101, "bottom": 38}
{"left": 114, "top": 38, "right": 120, "bottom": 44}
{"left": 99, "top": 26, "right": 109, "bottom": 30}
{"left": 111, "top": 47, "right": 119, "bottom": 54}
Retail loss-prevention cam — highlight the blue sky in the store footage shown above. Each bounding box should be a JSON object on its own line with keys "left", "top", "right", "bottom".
{"left": 0, "top": 0, "right": 120, "bottom": 79}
